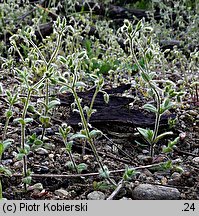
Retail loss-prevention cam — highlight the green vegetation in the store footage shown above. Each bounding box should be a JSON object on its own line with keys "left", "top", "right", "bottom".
{"left": 0, "top": 0, "right": 198, "bottom": 200}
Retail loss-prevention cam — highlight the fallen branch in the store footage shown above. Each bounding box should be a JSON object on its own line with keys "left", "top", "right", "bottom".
{"left": 0, "top": 162, "right": 165, "bottom": 179}
{"left": 106, "top": 180, "right": 124, "bottom": 200}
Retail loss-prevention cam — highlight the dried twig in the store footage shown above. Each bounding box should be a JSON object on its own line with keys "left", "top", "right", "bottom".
{"left": 106, "top": 180, "right": 124, "bottom": 200}
{"left": 0, "top": 163, "right": 164, "bottom": 179}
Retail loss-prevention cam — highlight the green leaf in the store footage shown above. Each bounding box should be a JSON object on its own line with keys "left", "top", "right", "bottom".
{"left": 123, "top": 166, "right": 137, "bottom": 181}
{"left": 65, "top": 161, "right": 74, "bottom": 170}
{"left": 84, "top": 39, "right": 92, "bottom": 56}
{"left": 16, "top": 153, "right": 25, "bottom": 160}
{"left": 0, "top": 166, "right": 12, "bottom": 176}
{"left": 66, "top": 141, "right": 73, "bottom": 152}
{"left": 70, "top": 133, "right": 87, "bottom": 140}
{"left": 6, "top": 110, "right": 13, "bottom": 118}
{"left": 14, "top": 118, "right": 25, "bottom": 125}
{"left": 34, "top": 139, "right": 43, "bottom": 146}
{"left": 162, "top": 137, "right": 179, "bottom": 153}
{"left": 154, "top": 131, "right": 173, "bottom": 143}
{"left": 160, "top": 98, "right": 174, "bottom": 114}
{"left": 137, "top": 127, "right": 154, "bottom": 144}
{"left": 161, "top": 160, "right": 173, "bottom": 170}
{"left": 98, "top": 165, "right": 110, "bottom": 179}
{"left": 59, "top": 85, "right": 70, "bottom": 93}
{"left": 23, "top": 176, "right": 32, "bottom": 185}
{"left": 14, "top": 118, "right": 33, "bottom": 125}
{"left": 77, "top": 163, "right": 87, "bottom": 173}
{"left": 93, "top": 181, "right": 113, "bottom": 191}
{"left": 141, "top": 72, "right": 151, "bottom": 82}
{"left": 48, "top": 99, "right": 60, "bottom": 110}
{"left": 89, "top": 130, "right": 102, "bottom": 139}
{"left": 75, "top": 82, "right": 87, "bottom": 88}
{"left": 59, "top": 56, "right": 67, "bottom": 64}
{"left": 103, "top": 92, "right": 109, "bottom": 104}
{"left": 173, "top": 165, "right": 184, "bottom": 173}
{"left": 135, "top": 19, "right": 143, "bottom": 31}
{"left": 39, "top": 115, "right": 50, "bottom": 126}
{"left": 143, "top": 103, "right": 157, "bottom": 113}
{"left": 27, "top": 105, "right": 36, "bottom": 113}
{"left": 168, "top": 137, "right": 179, "bottom": 148}
{"left": 2, "top": 139, "right": 13, "bottom": 151}
{"left": 24, "top": 118, "right": 33, "bottom": 124}
{"left": 0, "top": 144, "right": 3, "bottom": 159}
{"left": 162, "top": 146, "right": 173, "bottom": 153}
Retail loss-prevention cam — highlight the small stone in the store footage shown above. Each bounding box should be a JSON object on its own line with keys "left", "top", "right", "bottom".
{"left": 49, "top": 154, "right": 54, "bottom": 161}
{"left": 120, "top": 197, "right": 132, "bottom": 200}
{"left": 59, "top": 148, "right": 66, "bottom": 154}
{"left": 13, "top": 160, "right": 23, "bottom": 169}
{"left": 138, "top": 173, "right": 147, "bottom": 181}
{"left": 55, "top": 189, "right": 69, "bottom": 198}
{"left": 188, "top": 110, "right": 198, "bottom": 116}
{"left": 179, "top": 132, "right": 186, "bottom": 141}
{"left": 171, "top": 172, "right": 181, "bottom": 179}
{"left": 11, "top": 151, "right": 18, "bottom": 157}
{"left": 28, "top": 183, "right": 43, "bottom": 191}
{"left": 146, "top": 177, "right": 154, "bottom": 183}
{"left": 132, "top": 184, "right": 180, "bottom": 200}
{"left": 83, "top": 155, "right": 94, "bottom": 161}
{"left": 142, "top": 149, "right": 149, "bottom": 154}
{"left": 134, "top": 181, "right": 140, "bottom": 186}
{"left": 177, "top": 80, "right": 184, "bottom": 85}
{"left": 187, "top": 156, "right": 193, "bottom": 160}
{"left": 179, "top": 115, "right": 185, "bottom": 120}
{"left": 33, "top": 165, "right": 49, "bottom": 174}
{"left": 160, "top": 177, "right": 168, "bottom": 185}
{"left": 35, "top": 148, "right": 49, "bottom": 155}
{"left": 73, "top": 153, "right": 81, "bottom": 160}
{"left": 42, "top": 161, "right": 49, "bottom": 166}
{"left": 172, "top": 158, "right": 183, "bottom": 164}
{"left": 193, "top": 157, "right": 199, "bottom": 164}
{"left": 2, "top": 159, "right": 12, "bottom": 165}
{"left": 87, "top": 191, "right": 105, "bottom": 200}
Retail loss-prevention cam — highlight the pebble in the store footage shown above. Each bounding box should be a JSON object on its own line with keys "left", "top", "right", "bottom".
{"left": 146, "top": 177, "right": 154, "bottom": 183}
{"left": 35, "top": 148, "right": 49, "bottom": 155}
{"left": 172, "top": 158, "right": 183, "bottom": 164}
{"left": 188, "top": 110, "right": 198, "bottom": 116}
{"left": 120, "top": 197, "right": 132, "bottom": 200}
{"left": 142, "top": 149, "right": 149, "bottom": 154}
{"left": 13, "top": 160, "right": 23, "bottom": 169}
{"left": 138, "top": 173, "right": 147, "bottom": 181}
{"left": 55, "top": 189, "right": 69, "bottom": 198}
{"left": 28, "top": 183, "right": 43, "bottom": 191}
{"left": 193, "top": 157, "right": 199, "bottom": 164}
{"left": 33, "top": 165, "right": 49, "bottom": 174}
{"left": 87, "top": 191, "right": 105, "bottom": 200}
{"left": 49, "top": 154, "right": 54, "bottom": 161}
{"left": 131, "top": 184, "right": 180, "bottom": 200}
{"left": 11, "top": 151, "right": 18, "bottom": 157}
{"left": 171, "top": 172, "right": 181, "bottom": 179}
{"left": 2, "top": 159, "right": 12, "bottom": 165}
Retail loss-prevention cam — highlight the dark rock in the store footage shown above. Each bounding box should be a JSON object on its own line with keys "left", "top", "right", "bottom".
{"left": 132, "top": 184, "right": 180, "bottom": 200}
{"left": 87, "top": 191, "right": 105, "bottom": 200}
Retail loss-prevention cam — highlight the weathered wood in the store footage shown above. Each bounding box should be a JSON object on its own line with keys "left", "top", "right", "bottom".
{"left": 58, "top": 84, "right": 175, "bottom": 131}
